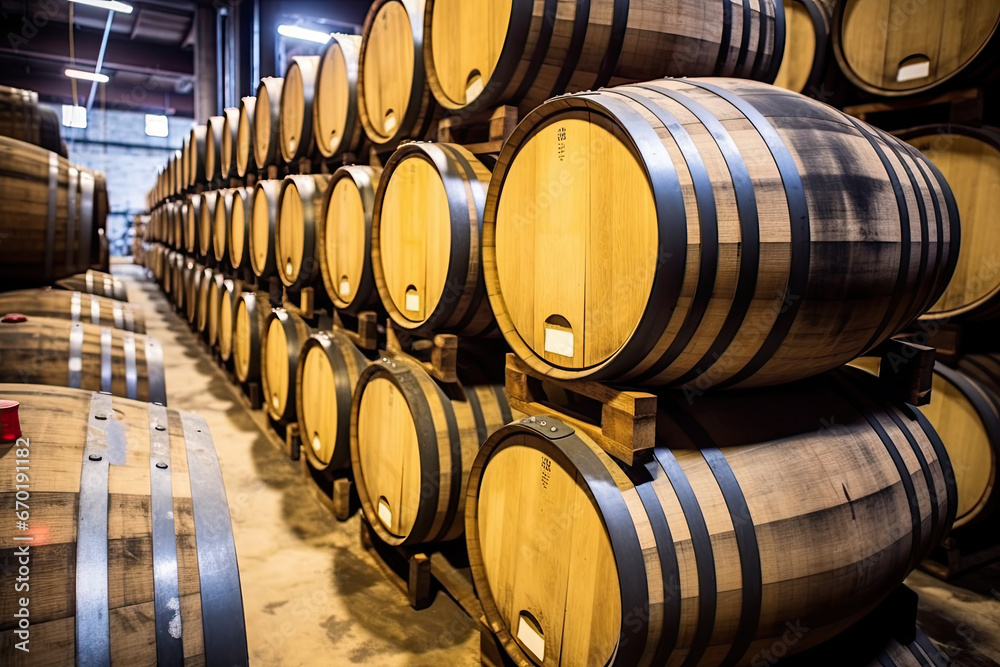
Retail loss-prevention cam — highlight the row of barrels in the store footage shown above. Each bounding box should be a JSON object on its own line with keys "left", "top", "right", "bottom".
{"left": 0, "top": 134, "right": 110, "bottom": 290}
{"left": 0, "top": 84, "right": 65, "bottom": 156}
{"left": 776, "top": 0, "right": 1000, "bottom": 97}
{"left": 149, "top": 0, "right": 788, "bottom": 204}
{"left": 143, "top": 239, "right": 994, "bottom": 666}
{"left": 148, "top": 78, "right": 994, "bottom": 392}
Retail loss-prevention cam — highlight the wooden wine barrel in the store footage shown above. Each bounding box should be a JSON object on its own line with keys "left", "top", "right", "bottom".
{"left": 234, "top": 291, "right": 270, "bottom": 383}
{"left": 220, "top": 107, "right": 241, "bottom": 180}
{"left": 357, "top": 0, "right": 439, "bottom": 146}
{"left": 834, "top": 0, "right": 1000, "bottom": 97}
{"left": 467, "top": 371, "right": 954, "bottom": 667}
{"left": 774, "top": 0, "right": 836, "bottom": 94}
{"left": 0, "top": 85, "right": 63, "bottom": 154}
{"left": 318, "top": 165, "right": 381, "bottom": 314}
{"left": 280, "top": 55, "right": 321, "bottom": 163}
{"left": 55, "top": 270, "right": 128, "bottom": 302}
{"left": 206, "top": 272, "right": 226, "bottom": 348}
{"left": 0, "top": 384, "right": 248, "bottom": 665}
{"left": 296, "top": 329, "right": 371, "bottom": 472}
{"left": 185, "top": 193, "right": 201, "bottom": 254}
{"left": 188, "top": 125, "right": 208, "bottom": 187}
{"left": 237, "top": 96, "right": 258, "bottom": 178}
{"left": 196, "top": 266, "right": 215, "bottom": 334}
{"left": 186, "top": 263, "right": 206, "bottom": 325}
{"left": 250, "top": 179, "right": 282, "bottom": 278}
{"left": 351, "top": 352, "right": 511, "bottom": 545}
{"left": 204, "top": 115, "right": 226, "bottom": 182}
{"left": 254, "top": 77, "right": 285, "bottom": 170}
{"left": 0, "top": 316, "right": 167, "bottom": 403}
{"left": 172, "top": 253, "right": 187, "bottom": 312}
{"left": 199, "top": 190, "right": 220, "bottom": 260}
{"left": 373, "top": 142, "right": 494, "bottom": 336}
{"left": 228, "top": 187, "right": 254, "bottom": 273}
{"left": 275, "top": 174, "right": 332, "bottom": 290}
{"left": 214, "top": 188, "right": 238, "bottom": 268}
{"left": 484, "top": 77, "right": 960, "bottom": 389}
{"left": 262, "top": 307, "right": 312, "bottom": 423}
{"left": 0, "top": 289, "right": 145, "bottom": 333}
{"left": 314, "top": 34, "right": 365, "bottom": 159}
{"left": 425, "top": 0, "right": 784, "bottom": 115}
{"left": 181, "top": 135, "right": 191, "bottom": 192}
{"left": 172, "top": 148, "right": 184, "bottom": 195}
{"left": 0, "top": 136, "right": 102, "bottom": 288}
{"left": 218, "top": 279, "right": 242, "bottom": 363}
{"left": 897, "top": 125, "right": 1000, "bottom": 321}
{"left": 919, "top": 355, "right": 1000, "bottom": 530}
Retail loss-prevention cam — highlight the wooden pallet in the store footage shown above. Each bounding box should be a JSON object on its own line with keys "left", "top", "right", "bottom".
{"left": 359, "top": 517, "right": 482, "bottom": 617}
{"left": 437, "top": 105, "right": 519, "bottom": 154}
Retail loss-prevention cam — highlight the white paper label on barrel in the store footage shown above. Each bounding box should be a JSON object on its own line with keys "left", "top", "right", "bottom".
{"left": 517, "top": 616, "right": 544, "bottom": 661}
{"left": 897, "top": 60, "right": 930, "bottom": 82}
{"left": 405, "top": 292, "right": 420, "bottom": 312}
{"left": 340, "top": 279, "right": 351, "bottom": 296}
{"left": 377, "top": 498, "right": 393, "bottom": 528}
{"left": 544, "top": 327, "right": 574, "bottom": 357}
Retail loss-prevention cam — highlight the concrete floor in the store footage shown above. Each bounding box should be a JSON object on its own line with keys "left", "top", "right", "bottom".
{"left": 115, "top": 263, "right": 1000, "bottom": 667}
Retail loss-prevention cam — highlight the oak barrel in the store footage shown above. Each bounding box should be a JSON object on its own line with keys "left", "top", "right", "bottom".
{"left": 0, "top": 85, "right": 64, "bottom": 154}
{"left": 467, "top": 371, "right": 954, "bottom": 667}
{"left": 185, "top": 194, "right": 201, "bottom": 255}
{"left": 296, "top": 329, "right": 371, "bottom": 472}
{"left": 833, "top": 0, "right": 1000, "bottom": 97}
{"left": 0, "top": 384, "right": 247, "bottom": 665}
{"left": 0, "top": 316, "right": 167, "bottom": 403}
{"left": 357, "top": 0, "right": 439, "bottom": 146}
{"left": 0, "top": 289, "right": 144, "bottom": 333}
{"left": 206, "top": 272, "right": 225, "bottom": 348}
{"left": 0, "top": 136, "right": 102, "bottom": 288}
{"left": 318, "top": 165, "right": 381, "bottom": 314}
{"left": 186, "top": 262, "right": 205, "bottom": 325}
{"left": 425, "top": 0, "right": 784, "bottom": 115}
{"left": 233, "top": 291, "right": 270, "bottom": 383}
{"left": 196, "top": 266, "right": 215, "bottom": 334}
{"left": 214, "top": 187, "right": 237, "bottom": 268}
{"left": 898, "top": 125, "right": 1000, "bottom": 321}
{"left": 351, "top": 352, "right": 511, "bottom": 545}
{"left": 204, "top": 115, "right": 226, "bottom": 182}
{"left": 236, "top": 96, "right": 258, "bottom": 178}
{"left": 484, "top": 77, "right": 960, "bottom": 389}
{"left": 198, "top": 190, "right": 220, "bottom": 260}
{"left": 218, "top": 279, "right": 242, "bottom": 363}
{"left": 188, "top": 125, "right": 207, "bottom": 187}
{"left": 280, "top": 55, "right": 321, "bottom": 163}
{"left": 55, "top": 271, "right": 128, "bottom": 303}
{"left": 275, "top": 174, "right": 332, "bottom": 290}
{"left": 314, "top": 34, "right": 365, "bottom": 159}
{"left": 228, "top": 186, "right": 254, "bottom": 273}
{"left": 220, "top": 107, "right": 241, "bottom": 180}
{"left": 172, "top": 148, "right": 184, "bottom": 195}
{"left": 373, "top": 142, "right": 495, "bottom": 337}
{"left": 773, "top": 0, "right": 837, "bottom": 94}
{"left": 254, "top": 77, "right": 285, "bottom": 170}
{"left": 262, "top": 307, "right": 312, "bottom": 422}
{"left": 250, "top": 179, "right": 283, "bottom": 278}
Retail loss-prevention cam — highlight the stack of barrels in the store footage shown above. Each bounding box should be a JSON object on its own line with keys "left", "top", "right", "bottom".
{"left": 138, "top": 1, "right": 983, "bottom": 664}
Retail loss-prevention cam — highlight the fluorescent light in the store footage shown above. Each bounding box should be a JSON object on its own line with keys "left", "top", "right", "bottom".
{"left": 62, "top": 105, "right": 88, "bottom": 129}
{"left": 65, "top": 68, "right": 110, "bottom": 83}
{"left": 277, "top": 25, "right": 331, "bottom": 44}
{"left": 69, "top": 0, "right": 134, "bottom": 13}
{"left": 145, "top": 114, "right": 169, "bottom": 138}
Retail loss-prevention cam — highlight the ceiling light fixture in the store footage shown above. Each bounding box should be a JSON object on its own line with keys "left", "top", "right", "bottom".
{"left": 68, "top": 0, "right": 134, "bottom": 13}
{"left": 65, "top": 68, "right": 110, "bottom": 83}
{"left": 277, "top": 25, "right": 332, "bottom": 44}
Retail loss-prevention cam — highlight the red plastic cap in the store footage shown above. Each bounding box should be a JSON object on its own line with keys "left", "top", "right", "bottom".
{"left": 1, "top": 313, "right": 27, "bottom": 324}
{"left": 0, "top": 400, "right": 21, "bottom": 442}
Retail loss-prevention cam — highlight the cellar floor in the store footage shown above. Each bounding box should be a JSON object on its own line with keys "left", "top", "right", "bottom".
{"left": 115, "top": 262, "right": 1000, "bottom": 667}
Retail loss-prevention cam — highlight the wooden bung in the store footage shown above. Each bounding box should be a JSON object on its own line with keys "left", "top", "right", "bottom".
{"left": 314, "top": 34, "right": 365, "bottom": 159}
{"left": 0, "top": 384, "right": 247, "bottom": 665}
{"left": 424, "top": 0, "right": 784, "bottom": 115}
{"left": 0, "top": 316, "right": 167, "bottom": 403}
{"left": 358, "top": 0, "right": 439, "bottom": 146}
{"left": 280, "top": 55, "right": 321, "bottom": 163}
{"left": 899, "top": 125, "right": 1000, "bottom": 321}
{"left": 351, "top": 351, "right": 511, "bottom": 545}
{"left": 833, "top": 0, "right": 1000, "bottom": 97}
{"left": 372, "top": 142, "right": 495, "bottom": 337}
{"left": 296, "top": 329, "right": 371, "bottom": 473}
{"left": 318, "top": 165, "right": 381, "bottom": 315}
{"left": 275, "top": 173, "right": 332, "bottom": 291}
{"left": 484, "top": 77, "right": 960, "bottom": 389}
{"left": 467, "top": 370, "right": 954, "bottom": 667}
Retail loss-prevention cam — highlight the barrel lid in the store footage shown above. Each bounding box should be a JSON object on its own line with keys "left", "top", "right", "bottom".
{"left": 0, "top": 400, "right": 21, "bottom": 442}
{"left": 1, "top": 313, "right": 27, "bottom": 323}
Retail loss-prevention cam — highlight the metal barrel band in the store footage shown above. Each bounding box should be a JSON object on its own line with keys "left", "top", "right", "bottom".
{"left": 45, "top": 152, "right": 58, "bottom": 282}
{"left": 71, "top": 291, "right": 82, "bottom": 323}
{"left": 149, "top": 402, "right": 183, "bottom": 665}
{"left": 101, "top": 327, "right": 113, "bottom": 394}
{"left": 69, "top": 322, "right": 85, "bottom": 389}
{"left": 124, "top": 332, "right": 138, "bottom": 400}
